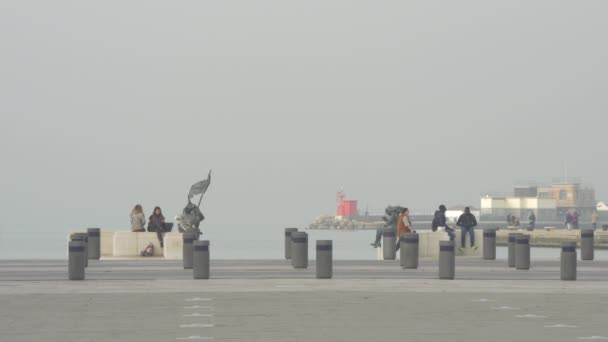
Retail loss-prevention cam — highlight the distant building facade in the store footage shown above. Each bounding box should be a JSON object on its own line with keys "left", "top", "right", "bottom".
{"left": 481, "top": 182, "right": 596, "bottom": 222}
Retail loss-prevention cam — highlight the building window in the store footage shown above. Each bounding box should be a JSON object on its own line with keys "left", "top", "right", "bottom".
{"left": 559, "top": 190, "right": 568, "bottom": 200}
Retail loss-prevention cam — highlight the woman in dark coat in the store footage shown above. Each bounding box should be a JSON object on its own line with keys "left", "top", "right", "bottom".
{"left": 149, "top": 207, "right": 166, "bottom": 247}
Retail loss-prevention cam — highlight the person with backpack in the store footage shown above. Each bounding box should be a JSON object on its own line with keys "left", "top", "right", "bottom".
{"left": 456, "top": 207, "right": 478, "bottom": 252}
{"left": 432, "top": 205, "right": 455, "bottom": 241}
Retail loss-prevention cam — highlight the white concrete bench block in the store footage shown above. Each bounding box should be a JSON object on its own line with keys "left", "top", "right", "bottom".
{"left": 113, "top": 232, "right": 139, "bottom": 256}
{"left": 100, "top": 231, "right": 114, "bottom": 256}
{"left": 421, "top": 231, "right": 450, "bottom": 258}
{"left": 163, "top": 233, "right": 184, "bottom": 260}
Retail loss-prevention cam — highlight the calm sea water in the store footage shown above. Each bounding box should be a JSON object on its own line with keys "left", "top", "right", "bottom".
{"left": 1, "top": 229, "right": 607, "bottom": 260}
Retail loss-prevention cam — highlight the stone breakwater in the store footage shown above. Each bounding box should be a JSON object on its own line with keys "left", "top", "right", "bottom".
{"left": 308, "top": 215, "right": 385, "bottom": 230}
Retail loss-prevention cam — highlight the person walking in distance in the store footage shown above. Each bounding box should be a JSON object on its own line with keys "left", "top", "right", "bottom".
{"left": 432, "top": 205, "right": 455, "bottom": 241}
{"left": 456, "top": 207, "right": 478, "bottom": 252}
{"left": 528, "top": 211, "right": 536, "bottom": 230}
{"left": 565, "top": 211, "right": 573, "bottom": 230}
{"left": 592, "top": 211, "right": 599, "bottom": 230}
{"left": 396, "top": 208, "right": 413, "bottom": 251}
{"left": 571, "top": 210, "right": 579, "bottom": 229}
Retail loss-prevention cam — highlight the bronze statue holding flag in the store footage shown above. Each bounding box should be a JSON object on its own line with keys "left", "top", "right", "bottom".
{"left": 176, "top": 170, "right": 211, "bottom": 235}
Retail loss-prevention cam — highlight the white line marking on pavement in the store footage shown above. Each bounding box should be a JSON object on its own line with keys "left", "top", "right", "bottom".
{"left": 492, "top": 306, "right": 520, "bottom": 310}
{"left": 515, "top": 314, "right": 546, "bottom": 318}
{"left": 578, "top": 337, "right": 608, "bottom": 340}
{"left": 544, "top": 324, "right": 578, "bottom": 328}
{"left": 184, "top": 313, "right": 214, "bottom": 318}
{"left": 472, "top": 299, "right": 496, "bottom": 302}
{"left": 179, "top": 324, "right": 215, "bottom": 328}
{"left": 184, "top": 306, "right": 213, "bottom": 310}
{"left": 185, "top": 298, "right": 213, "bottom": 302}
{"left": 176, "top": 336, "right": 214, "bottom": 340}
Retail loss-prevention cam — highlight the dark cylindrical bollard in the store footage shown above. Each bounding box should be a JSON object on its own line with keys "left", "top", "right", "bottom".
{"left": 439, "top": 240, "right": 455, "bottom": 280}
{"left": 87, "top": 228, "right": 101, "bottom": 260}
{"left": 482, "top": 229, "right": 496, "bottom": 260}
{"left": 561, "top": 242, "right": 577, "bottom": 281}
{"left": 193, "top": 240, "right": 210, "bottom": 279}
{"left": 182, "top": 233, "right": 198, "bottom": 269}
{"left": 68, "top": 240, "right": 86, "bottom": 280}
{"left": 507, "top": 233, "right": 520, "bottom": 268}
{"left": 580, "top": 229, "right": 594, "bottom": 261}
{"left": 401, "top": 233, "right": 419, "bottom": 269}
{"left": 316, "top": 240, "right": 332, "bottom": 279}
{"left": 515, "top": 234, "right": 530, "bottom": 270}
{"left": 383, "top": 227, "right": 396, "bottom": 260}
{"left": 70, "top": 233, "right": 88, "bottom": 268}
{"left": 291, "top": 232, "right": 308, "bottom": 269}
{"left": 284, "top": 228, "right": 298, "bottom": 260}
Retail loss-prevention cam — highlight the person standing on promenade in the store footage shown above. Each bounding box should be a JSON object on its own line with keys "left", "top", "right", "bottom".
{"left": 130, "top": 204, "right": 146, "bottom": 232}
{"left": 565, "top": 211, "right": 573, "bottom": 230}
{"left": 592, "top": 211, "right": 599, "bottom": 230}
{"left": 572, "top": 210, "right": 579, "bottom": 229}
{"left": 432, "top": 205, "right": 455, "bottom": 241}
{"left": 396, "top": 208, "right": 413, "bottom": 251}
{"left": 528, "top": 211, "right": 536, "bottom": 230}
{"left": 456, "top": 207, "right": 478, "bottom": 252}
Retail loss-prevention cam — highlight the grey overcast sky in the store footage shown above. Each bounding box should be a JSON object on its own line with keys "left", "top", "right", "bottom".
{"left": 0, "top": 1, "right": 606, "bottom": 237}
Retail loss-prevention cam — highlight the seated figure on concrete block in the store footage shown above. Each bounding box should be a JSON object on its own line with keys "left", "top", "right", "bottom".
{"left": 370, "top": 206, "right": 403, "bottom": 248}
{"left": 148, "top": 206, "right": 167, "bottom": 248}
{"left": 130, "top": 204, "right": 146, "bottom": 232}
{"left": 432, "top": 204, "right": 455, "bottom": 241}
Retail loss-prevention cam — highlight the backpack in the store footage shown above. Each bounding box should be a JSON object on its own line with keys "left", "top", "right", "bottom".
{"left": 140, "top": 242, "right": 154, "bottom": 257}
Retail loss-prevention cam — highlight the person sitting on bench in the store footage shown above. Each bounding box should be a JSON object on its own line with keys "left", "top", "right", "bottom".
{"left": 130, "top": 204, "right": 146, "bottom": 232}
{"left": 148, "top": 206, "right": 167, "bottom": 248}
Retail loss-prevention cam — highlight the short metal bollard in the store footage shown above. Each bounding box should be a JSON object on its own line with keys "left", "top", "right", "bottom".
{"left": 70, "top": 233, "right": 88, "bottom": 268}
{"left": 87, "top": 228, "right": 101, "bottom": 260}
{"left": 507, "top": 233, "right": 520, "bottom": 268}
{"left": 284, "top": 228, "right": 298, "bottom": 260}
{"left": 316, "top": 240, "right": 332, "bottom": 279}
{"left": 561, "top": 242, "right": 577, "bottom": 281}
{"left": 581, "top": 229, "right": 594, "bottom": 261}
{"left": 68, "top": 240, "right": 86, "bottom": 280}
{"left": 383, "top": 227, "right": 396, "bottom": 260}
{"left": 482, "top": 229, "right": 496, "bottom": 260}
{"left": 291, "top": 232, "right": 308, "bottom": 269}
{"left": 182, "top": 233, "right": 198, "bottom": 269}
{"left": 401, "top": 233, "right": 419, "bottom": 269}
{"left": 515, "top": 234, "right": 530, "bottom": 270}
{"left": 439, "top": 240, "right": 455, "bottom": 280}
{"left": 193, "top": 240, "right": 210, "bottom": 279}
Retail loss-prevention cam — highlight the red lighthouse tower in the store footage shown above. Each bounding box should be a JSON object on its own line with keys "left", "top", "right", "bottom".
{"left": 336, "top": 190, "right": 359, "bottom": 217}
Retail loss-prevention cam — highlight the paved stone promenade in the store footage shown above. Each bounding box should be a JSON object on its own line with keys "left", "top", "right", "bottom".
{"left": 1, "top": 258, "right": 608, "bottom": 342}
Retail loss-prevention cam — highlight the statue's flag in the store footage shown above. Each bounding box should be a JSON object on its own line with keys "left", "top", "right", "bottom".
{"left": 188, "top": 171, "right": 212, "bottom": 200}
